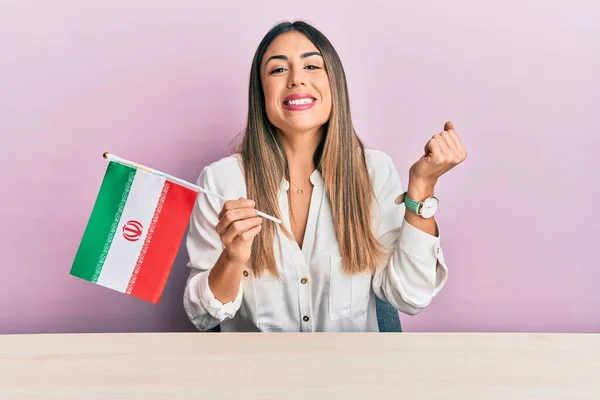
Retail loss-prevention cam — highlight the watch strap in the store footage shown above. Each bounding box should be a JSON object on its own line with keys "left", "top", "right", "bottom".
{"left": 394, "top": 192, "right": 421, "bottom": 215}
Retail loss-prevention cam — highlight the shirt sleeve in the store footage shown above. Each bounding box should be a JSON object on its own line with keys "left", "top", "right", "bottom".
{"left": 371, "top": 154, "right": 448, "bottom": 315}
{"left": 183, "top": 165, "right": 243, "bottom": 331}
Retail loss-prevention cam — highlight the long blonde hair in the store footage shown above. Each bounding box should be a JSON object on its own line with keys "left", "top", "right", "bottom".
{"left": 235, "top": 21, "right": 383, "bottom": 278}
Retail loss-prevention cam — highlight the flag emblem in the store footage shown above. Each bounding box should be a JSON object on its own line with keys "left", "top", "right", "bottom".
{"left": 122, "top": 220, "right": 143, "bottom": 242}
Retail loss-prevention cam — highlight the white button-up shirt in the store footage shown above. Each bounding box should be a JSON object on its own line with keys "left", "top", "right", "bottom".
{"left": 183, "top": 149, "right": 448, "bottom": 332}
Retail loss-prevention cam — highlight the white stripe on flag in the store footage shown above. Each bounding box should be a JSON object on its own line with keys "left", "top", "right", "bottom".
{"left": 96, "top": 171, "right": 166, "bottom": 293}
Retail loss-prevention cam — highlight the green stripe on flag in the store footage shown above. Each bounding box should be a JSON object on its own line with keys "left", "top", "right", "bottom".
{"left": 71, "top": 162, "right": 136, "bottom": 282}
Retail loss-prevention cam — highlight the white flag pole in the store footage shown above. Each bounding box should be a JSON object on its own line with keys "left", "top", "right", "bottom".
{"left": 103, "top": 152, "right": 282, "bottom": 225}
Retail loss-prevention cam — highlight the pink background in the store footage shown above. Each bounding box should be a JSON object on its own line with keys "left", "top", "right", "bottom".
{"left": 1, "top": 1, "right": 598, "bottom": 334}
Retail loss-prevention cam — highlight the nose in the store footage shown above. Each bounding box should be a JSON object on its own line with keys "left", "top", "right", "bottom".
{"left": 287, "top": 68, "right": 305, "bottom": 88}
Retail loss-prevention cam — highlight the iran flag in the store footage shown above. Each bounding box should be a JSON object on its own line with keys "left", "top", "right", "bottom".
{"left": 70, "top": 160, "right": 197, "bottom": 303}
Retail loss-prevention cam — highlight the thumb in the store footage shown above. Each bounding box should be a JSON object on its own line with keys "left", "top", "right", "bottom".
{"left": 444, "top": 121, "right": 454, "bottom": 131}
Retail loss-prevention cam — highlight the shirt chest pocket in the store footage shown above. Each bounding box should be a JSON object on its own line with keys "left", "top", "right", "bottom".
{"left": 329, "top": 256, "right": 372, "bottom": 320}
{"left": 252, "top": 274, "right": 284, "bottom": 332}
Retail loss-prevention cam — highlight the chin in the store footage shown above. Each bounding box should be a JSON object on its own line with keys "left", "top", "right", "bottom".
{"left": 281, "top": 116, "right": 328, "bottom": 133}
{"left": 282, "top": 122, "right": 324, "bottom": 134}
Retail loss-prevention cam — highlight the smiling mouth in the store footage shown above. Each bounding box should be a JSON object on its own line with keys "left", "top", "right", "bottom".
{"left": 283, "top": 97, "right": 315, "bottom": 106}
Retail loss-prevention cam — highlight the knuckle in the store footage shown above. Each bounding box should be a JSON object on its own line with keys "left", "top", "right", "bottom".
{"left": 231, "top": 221, "right": 242, "bottom": 232}
{"left": 222, "top": 212, "right": 232, "bottom": 225}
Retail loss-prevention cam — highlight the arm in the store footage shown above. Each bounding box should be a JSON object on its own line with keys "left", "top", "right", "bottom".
{"left": 183, "top": 166, "right": 244, "bottom": 331}
{"left": 371, "top": 155, "right": 448, "bottom": 315}
{"left": 372, "top": 122, "right": 466, "bottom": 315}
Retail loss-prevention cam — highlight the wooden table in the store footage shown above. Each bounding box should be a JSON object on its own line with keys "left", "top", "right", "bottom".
{"left": 0, "top": 332, "right": 598, "bottom": 399}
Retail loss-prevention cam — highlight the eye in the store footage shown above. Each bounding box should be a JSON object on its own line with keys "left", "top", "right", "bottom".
{"left": 269, "top": 67, "right": 286, "bottom": 75}
{"left": 305, "top": 64, "right": 321, "bottom": 70}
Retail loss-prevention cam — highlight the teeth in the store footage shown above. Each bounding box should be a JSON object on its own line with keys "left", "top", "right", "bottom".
{"left": 286, "top": 98, "right": 314, "bottom": 106}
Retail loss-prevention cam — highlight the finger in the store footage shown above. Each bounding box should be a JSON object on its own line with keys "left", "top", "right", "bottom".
{"left": 427, "top": 136, "right": 444, "bottom": 160}
{"left": 441, "top": 129, "right": 459, "bottom": 149}
{"left": 235, "top": 224, "right": 263, "bottom": 242}
{"left": 432, "top": 135, "right": 452, "bottom": 162}
{"left": 434, "top": 134, "right": 464, "bottom": 167}
{"left": 227, "top": 217, "right": 263, "bottom": 244}
{"left": 218, "top": 197, "right": 254, "bottom": 220}
{"left": 439, "top": 131, "right": 465, "bottom": 162}
{"left": 442, "top": 121, "right": 466, "bottom": 153}
{"left": 439, "top": 130, "right": 457, "bottom": 152}
{"left": 216, "top": 207, "right": 259, "bottom": 235}
{"left": 446, "top": 129, "right": 467, "bottom": 159}
{"left": 221, "top": 217, "right": 263, "bottom": 244}
{"left": 218, "top": 197, "right": 255, "bottom": 220}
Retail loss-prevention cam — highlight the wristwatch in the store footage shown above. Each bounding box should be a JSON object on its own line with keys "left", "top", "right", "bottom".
{"left": 395, "top": 192, "right": 439, "bottom": 219}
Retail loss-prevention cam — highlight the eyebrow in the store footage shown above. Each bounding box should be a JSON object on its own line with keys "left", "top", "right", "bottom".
{"left": 264, "top": 51, "right": 322, "bottom": 66}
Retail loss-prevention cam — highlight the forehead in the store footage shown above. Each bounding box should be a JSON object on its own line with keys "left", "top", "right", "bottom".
{"left": 262, "top": 31, "right": 319, "bottom": 62}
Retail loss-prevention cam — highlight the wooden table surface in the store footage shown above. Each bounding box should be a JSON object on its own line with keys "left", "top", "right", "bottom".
{"left": 0, "top": 332, "right": 598, "bottom": 399}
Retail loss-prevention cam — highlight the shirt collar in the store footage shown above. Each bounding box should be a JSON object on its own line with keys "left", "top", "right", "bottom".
{"left": 281, "top": 169, "right": 322, "bottom": 192}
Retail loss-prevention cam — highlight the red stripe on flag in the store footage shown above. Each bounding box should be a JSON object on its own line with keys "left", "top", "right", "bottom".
{"left": 127, "top": 181, "right": 197, "bottom": 303}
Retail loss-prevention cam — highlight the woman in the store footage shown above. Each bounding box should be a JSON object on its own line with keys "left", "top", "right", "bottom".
{"left": 183, "top": 21, "right": 466, "bottom": 332}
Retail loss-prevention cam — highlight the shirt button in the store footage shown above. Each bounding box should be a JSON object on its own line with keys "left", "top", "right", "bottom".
{"left": 303, "top": 316, "right": 310, "bottom": 322}
{"left": 300, "top": 278, "right": 308, "bottom": 284}
{"left": 243, "top": 271, "right": 249, "bottom": 277}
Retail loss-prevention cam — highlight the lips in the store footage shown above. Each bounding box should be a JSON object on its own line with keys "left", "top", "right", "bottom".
{"left": 282, "top": 93, "right": 316, "bottom": 110}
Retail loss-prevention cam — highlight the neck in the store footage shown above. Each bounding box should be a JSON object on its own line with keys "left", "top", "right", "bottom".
{"left": 276, "top": 126, "right": 324, "bottom": 185}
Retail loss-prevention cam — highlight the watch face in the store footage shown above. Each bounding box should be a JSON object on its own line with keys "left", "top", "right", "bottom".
{"left": 420, "top": 197, "right": 439, "bottom": 219}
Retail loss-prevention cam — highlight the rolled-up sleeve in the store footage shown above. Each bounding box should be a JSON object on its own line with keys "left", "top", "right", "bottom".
{"left": 183, "top": 165, "right": 243, "bottom": 331}
{"left": 371, "top": 154, "right": 448, "bottom": 315}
